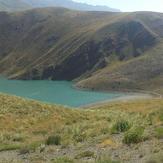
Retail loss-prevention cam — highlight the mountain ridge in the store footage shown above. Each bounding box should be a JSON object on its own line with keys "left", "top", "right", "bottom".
{"left": 0, "top": 0, "right": 120, "bottom": 12}
{"left": 0, "top": 0, "right": 31, "bottom": 12}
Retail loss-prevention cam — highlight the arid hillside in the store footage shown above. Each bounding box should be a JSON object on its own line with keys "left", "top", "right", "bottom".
{"left": 0, "top": 94, "right": 162, "bottom": 163}
{"left": 0, "top": 8, "right": 163, "bottom": 93}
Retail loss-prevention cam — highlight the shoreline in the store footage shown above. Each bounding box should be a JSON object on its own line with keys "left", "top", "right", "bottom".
{"left": 74, "top": 84, "right": 162, "bottom": 108}
{"left": 0, "top": 78, "right": 162, "bottom": 109}
{"left": 73, "top": 83, "right": 163, "bottom": 97}
{"left": 80, "top": 93, "right": 154, "bottom": 109}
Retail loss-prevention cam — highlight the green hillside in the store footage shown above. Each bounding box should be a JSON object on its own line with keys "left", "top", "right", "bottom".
{"left": 0, "top": 8, "right": 163, "bottom": 93}
{"left": 0, "top": 94, "right": 162, "bottom": 162}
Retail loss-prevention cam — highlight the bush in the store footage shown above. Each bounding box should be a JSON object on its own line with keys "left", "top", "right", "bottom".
{"left": 19, "top": 147, "right": 30, "bottom": 155}
{"left": 75, "top": 150, "right": 95, "bottom": 159}
{"left": 73, "top": 128, "right": 87, "bottom": 143}
{"left": 19, "top": 142, "right": 41, "bottom": 154}
{"left": 155, "top": 127, "right": 163, "bottom": 139}
{"left": 111, "top": 120, "right": 130, "bottom": 134}
{"left": 12, "top": 134, "right": 25, "bottom": 142}
{"left": 123, "top": 127, "right": 144, "bottom": 144}
{"left": 158, "top": 110, "right": 163, "bottom": 122}
{"left": 46, "top": 135, "right": 61, "bottom": 145}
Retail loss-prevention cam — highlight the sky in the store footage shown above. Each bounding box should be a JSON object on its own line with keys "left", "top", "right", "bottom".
{"left": 73, "top": 0, "right": 163, "bottom": 12}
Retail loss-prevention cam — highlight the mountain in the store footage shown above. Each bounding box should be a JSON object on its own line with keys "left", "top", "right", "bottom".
{"left": 0, "top": 0, "right": 31, "bottom": 12}
{"left": 0, "top": 0, "right": 120, "bottom": 12}
{"left": 0, "top": 8, "right": 163, "bottom": 94}
{"left": 23, "top": 0, "right": 120, "bottom": 12}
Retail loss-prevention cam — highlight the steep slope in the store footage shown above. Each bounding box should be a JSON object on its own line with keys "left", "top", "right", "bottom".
{"left": 0, "top": 8, "right": 163, "bottom": 93}
{"left": 76, "top": 12, "right": 163, "bottom": 94}
{"left": 0, "top": 8, "right": 121, "bottom": 79}
{"left": 77, "top": 41, "right": 163, "bottom": 93}
{"left": 0, "top": 0, "right": 31, "bottom": 12}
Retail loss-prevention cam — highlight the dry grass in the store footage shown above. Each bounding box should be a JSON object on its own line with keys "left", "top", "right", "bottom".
{"left": 0, "top": 94, "right": 162, "bottom": 162}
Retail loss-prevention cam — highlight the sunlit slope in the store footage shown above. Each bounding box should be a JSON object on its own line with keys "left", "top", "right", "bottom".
{"left": 0, "top": 94, "right": 162, "bottom": 162}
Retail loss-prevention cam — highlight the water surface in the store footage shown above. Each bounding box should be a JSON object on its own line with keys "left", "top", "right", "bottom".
{"left": 0, "top": 78, "right": 125, "bottom": 107}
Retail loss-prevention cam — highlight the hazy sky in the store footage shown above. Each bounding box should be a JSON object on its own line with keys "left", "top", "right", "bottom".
{"left": 73, "top": 0, "right": 163, "bottom": 12}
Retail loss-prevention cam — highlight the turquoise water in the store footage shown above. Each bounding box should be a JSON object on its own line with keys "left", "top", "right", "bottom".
{"left": 0, "top": 78, "right": 124, "bottom": 107}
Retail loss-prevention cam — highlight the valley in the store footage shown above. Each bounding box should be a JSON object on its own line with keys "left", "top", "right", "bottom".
{"left": 0, "top": 8, "right": 163, "bottom": 95}
{"left": 0, "top": 5, "right": 163, "bottom": 163}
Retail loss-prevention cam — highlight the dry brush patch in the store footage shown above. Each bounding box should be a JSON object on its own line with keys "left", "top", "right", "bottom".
{"left": 0, "top": 94, "right": 162, "bottom": 162}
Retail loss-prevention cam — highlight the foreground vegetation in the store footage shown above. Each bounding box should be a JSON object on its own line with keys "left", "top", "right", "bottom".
{"left": 0, "top": 94, "right": 162, "bottom": 163}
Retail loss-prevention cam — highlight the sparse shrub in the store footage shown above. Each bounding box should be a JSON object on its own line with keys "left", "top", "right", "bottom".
{"left": 96, "top": 155, "right": 120, "bottom": 163}
{"left": 123, "top": 127, "right": 144, "bottom": 144}
{"left": 19, "top": 147, "right": 30, "bottom": 155}
{"left": 155, "top": 127, "right": 163, "bottom": 139}
{"left": 32, "top": 130, "right": 47, "bottom": 136}
{"left": 111, "top": 120, "right": 130, "bottom": 134}
{"left": 46, "top": 135, "right": 61, "bottom": 145}
{"left": 75, "top": 150, "right": 95, "bottom": 159}
{"left": 107, "top": 117, "right": 111, "bottom": 122}
{"left": 146, "top": 114, "right": 153, "bottom": 125}
{"left": 145, "top": 153, "right": 163, "bottom": 163}
{"left": 0, "top": 144, "right": 21, "bottom": 152}
{"left": 101, "top": 127, "right": 110, "bottom": 135}
{"left": 19, "top": 142, "right": 41, "bottom": 154}
{"left": 52, "top": 157, "right": 74, "bottom": 163}
{"left": 73, "top": 128, "right": 87, "bottom": 142}
{"left": 12, "top": 134, "right": 25, "bottom": 142}
{"left": 159, "top": 110, "right": 163, "bottom": 122}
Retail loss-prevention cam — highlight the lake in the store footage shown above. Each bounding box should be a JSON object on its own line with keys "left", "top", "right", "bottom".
{"left": 0, "top": 78, "right": 125, "bottom": 107}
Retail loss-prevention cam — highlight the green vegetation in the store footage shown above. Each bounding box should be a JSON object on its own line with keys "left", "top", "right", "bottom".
{"left": 155, "top": 127, "right": 163, "bottom": 139}
{"left": 46, "top": 135, "right": 61, "bottom": 145}
{"left": 0, "top": 144, "right": 21, "bottom": 152}
{"left": 75, "top": 151, "right": 95, "bottom": 159}
{"left": 52, "top": 157, "right": 74, "bottom": 163}
{"left": 123, "top": 127, "right": 145, "bottom": 144}
{"left": 111, "top": 120, "right": 130, "bottom": 134}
